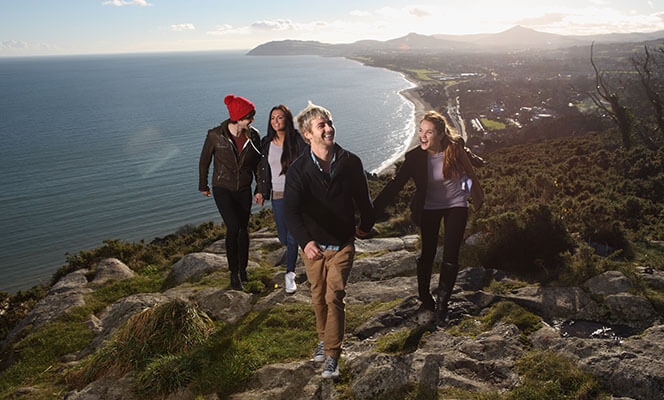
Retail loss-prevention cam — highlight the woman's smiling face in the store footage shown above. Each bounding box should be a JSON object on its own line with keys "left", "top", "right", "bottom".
{"left": 419, "top": 119, "right": 441, "bottom": 153}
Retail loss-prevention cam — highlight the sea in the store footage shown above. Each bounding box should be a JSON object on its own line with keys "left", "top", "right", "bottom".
{"left": 0, "top": 50, "right": 415, "bottom": 293}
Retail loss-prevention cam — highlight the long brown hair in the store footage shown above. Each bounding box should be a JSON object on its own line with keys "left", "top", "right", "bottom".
{"left": 267, "top": 105, "right": 301, "bottom": 175}
{"left": 421, "top": 110, "right": 464, "bottom": 179}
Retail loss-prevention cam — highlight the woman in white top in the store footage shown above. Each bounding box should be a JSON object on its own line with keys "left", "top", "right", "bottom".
{"left": 255, "top": 105, "right": 306, "bottom": 293}
{"left": 373, "top": 110, "right": 484, "bottom": 324}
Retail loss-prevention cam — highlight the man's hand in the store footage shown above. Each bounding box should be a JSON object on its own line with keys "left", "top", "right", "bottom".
{"left": 200, "top": 190, "right": 211, "bottom": 197}
{"left": 304, "top": 241, "right": 323, "bottom": 260}
{"left": 254, "top": 193, "right": 264, "bottom": 206}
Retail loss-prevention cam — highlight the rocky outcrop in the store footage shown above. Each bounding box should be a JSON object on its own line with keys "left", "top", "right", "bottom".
{"left": 91, "top": 258, "right": 135, "bottom": 285}
{"left": 531, "top": 324, "right": 664, "bottom": 399}
{"left": 348, "top": 250, "right": 416, "bottom": 283}
{"left": 2, "top": 270, "right": 91, "bottom": 346}
{"left": 192, "top": 288, "right": 252, "bottom": 324}
{"left": 65, "top": 375, "right": 137, "bottom": 400}
{"left": 4, "top": 231, "right": 663, "bottom": 400}
{"left": 584, "top": 270, "right": 634, "bottom": 295}
{"left": 168, "top": 252, "right": 228, "bottom": 284}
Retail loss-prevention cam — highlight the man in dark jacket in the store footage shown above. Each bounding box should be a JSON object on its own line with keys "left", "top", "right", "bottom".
{"left": 284, "top": 102, "right": 374, "bottom": 379}
{"left": 199, "top": 94, "right": 263, "bottom": 290}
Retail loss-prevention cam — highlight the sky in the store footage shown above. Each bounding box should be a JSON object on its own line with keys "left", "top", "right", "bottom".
{"left": 1, "top": 0, "right": 664, "bottom": 57}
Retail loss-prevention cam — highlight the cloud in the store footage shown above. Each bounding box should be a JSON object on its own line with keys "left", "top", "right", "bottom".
{"left": 102, "top": 0, "right": 151, "bottom": 6}
{"left": 207, "top": 24, "right": 249, "bottom": 36}
{"left": 170, "top": 23, "right": 195, "bottom": 32}
{"left": 409, "top": 8, "right": 431, "bottom": 18}
{"left": 0, "top": 40, "right": 57, "bottom": 55}
{"left": 350, "top": 10, "right": 371, "bottom": 17}
{"left": 251, "top": 19, "right": 296, "bottom": 31}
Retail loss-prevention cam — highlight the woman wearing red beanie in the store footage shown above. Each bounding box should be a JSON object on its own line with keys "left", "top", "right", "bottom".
{"left": 199, "top": 94, "right": 264, "bottom": 290}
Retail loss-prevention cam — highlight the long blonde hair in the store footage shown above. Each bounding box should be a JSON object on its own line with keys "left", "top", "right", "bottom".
{"left": 422, "top": 111, "right": 464, "bottom": 179}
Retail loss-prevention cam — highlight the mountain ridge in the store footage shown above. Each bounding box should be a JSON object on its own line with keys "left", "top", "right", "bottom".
{"left": 247, "top": 26, "right": 664, "bottom": 55}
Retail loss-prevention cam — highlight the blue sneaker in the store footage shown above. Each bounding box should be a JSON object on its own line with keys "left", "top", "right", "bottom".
{"left": 313, "top": 341, "right": 325, "bottom": 362}
{"left": 321, "top": 356, "right": 339, "bottom": 379}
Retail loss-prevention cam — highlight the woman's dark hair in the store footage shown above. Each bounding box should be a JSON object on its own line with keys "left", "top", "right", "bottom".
{"left": 267, "top": 105, "right": 301, "bottom": 175}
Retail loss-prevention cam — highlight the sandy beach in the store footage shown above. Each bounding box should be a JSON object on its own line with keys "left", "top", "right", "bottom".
{"left": 375, "top": 75, "right": 432, "bottom": 175}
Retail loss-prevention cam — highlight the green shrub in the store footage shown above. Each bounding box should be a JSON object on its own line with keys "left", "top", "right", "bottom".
{"left": 508, "top": 350, "right": 609, "bottom": 400}
{"left": 557, "top": 244, "right": 607, "bottom": 286}
{"left": 0, "top": 285, "right": 48, "bottom": 342}
{"left": 0, "top": 310, "right": 95, "bottom": 394}
{"left": 476, "top": 205, "right": 575, "bottom": 279}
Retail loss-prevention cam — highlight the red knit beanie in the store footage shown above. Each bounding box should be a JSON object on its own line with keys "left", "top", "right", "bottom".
{"left": 224, "top": 94, "right": 255, "bottom": 121}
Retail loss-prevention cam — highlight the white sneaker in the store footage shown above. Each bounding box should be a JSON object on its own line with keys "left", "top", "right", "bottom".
{"left": 285, "top": 271, "right": 297, "bottom": 294}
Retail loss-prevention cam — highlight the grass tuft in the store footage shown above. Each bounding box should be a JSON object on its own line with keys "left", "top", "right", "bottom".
{"left": 447, "top": 301, "right": 541, "bottom": 337}
{"left": 67, "top": 300, "right": 213, "bottom": 389}
{"left": 508, "top": 350, "right": 610, "bottom": 400}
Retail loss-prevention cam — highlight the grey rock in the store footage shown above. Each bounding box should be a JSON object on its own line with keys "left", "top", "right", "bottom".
{"left": 250, "top": 227, "right": 278, "bottom": 239}
{"left": 265, "top": 247, "right": 286, "bottom": 267}
{"left": 350, "top": 353, "right": 411, "bottom": 400}
{"left": 637, "top": 267, "right": 664, "bottom": 290}
{"left": 64, "top": 375, "right": 138, "bottom": 400}
{"left": 465, "top": 232, "right": 488, "bottom": 246}
{"left": 605, "top": 293, "right": 658, "bottom": 329}
{"left": 169, "top": 252, "right": 227, "bottom": 284}
{"left": 462, "top": 291, "right": 497, "bottom": 310}
{"left": 91, "top": 258, "right": 135, "bottom": 285}
{"left": 204, "top": 240, "right": 226, "bottom": 254}
{"left": 531, "top": 324, "right": 664, "bottom": 400}
{"left": 584, "top": 271, "right": 634, "bottom": 296}
{"left": 346, "top": 276, "right": 418, "bottom": 305}
{"left": 498, "top": 286, "right": 605, "bottom": 321}
{"left": 3, "top": 286, "right": 91, "bottom": 346}
{"left": 49, "top": 269, "right": 89, "bottom": 295}
{"left": 345, "top": 322, "right": 524, "bottom": 399}
{"left": 355, "top": 237, "right": 405, "bottom": 253}
{"left": 249, "top": 237, "right": 282, "bottom": 252}
{"left": 354, "top": 297, "right": 419, "bottom": 339}
{"left": 348, "top": 250, "right": 416, "bottom": 283}
{"left": 228, "top": 360, "right": 339, "bottom": 400}
{"left": 401, "top": 234, "right": 419, "bottom": 251}
{"left": 192, "top": 288, "right": 252, "bottom": 324}
{"left": 455, "top": 267, "right": 489, "bottom": 292}
{"left": 85, "top": 315, "right": 102, "bottom": 334}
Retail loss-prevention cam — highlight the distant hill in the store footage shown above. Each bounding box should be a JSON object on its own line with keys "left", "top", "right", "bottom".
{"left": 247, "top": 26, "right": 664, "bottom": 56}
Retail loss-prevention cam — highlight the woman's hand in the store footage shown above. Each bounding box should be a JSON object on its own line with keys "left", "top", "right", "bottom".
{"left": 200, "top": 190, "right": 211, "bottom": 197}
{"left": 471, "top": 184, "right": 484, "bottom": 211}
{"left": 254, "top": 193, "right": 264, "bottom": 206}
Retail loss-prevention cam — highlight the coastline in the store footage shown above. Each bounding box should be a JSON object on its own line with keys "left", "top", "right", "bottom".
{"left": 374, "top": 73, "right": 432, "bottom": 175}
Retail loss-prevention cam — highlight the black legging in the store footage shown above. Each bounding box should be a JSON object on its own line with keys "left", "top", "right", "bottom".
{"left": 213, "top": 186, "right": 251, "bottom": 275}
{"left": 417, "top": 207, "right": 468, "bottom": 308}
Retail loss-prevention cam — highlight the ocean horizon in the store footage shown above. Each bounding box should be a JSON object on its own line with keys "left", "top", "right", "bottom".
{"left": 0, "top": 50, "right": 415, "bottom": 293}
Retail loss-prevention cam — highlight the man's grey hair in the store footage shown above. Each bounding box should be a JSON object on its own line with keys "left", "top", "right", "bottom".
{"left": 295, "top": 101, "right": 332, "bottom": 138}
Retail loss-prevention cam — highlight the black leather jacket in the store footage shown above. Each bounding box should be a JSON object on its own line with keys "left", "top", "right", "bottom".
{"left": 198, "top": 119, "right": 263, "bottom": 193}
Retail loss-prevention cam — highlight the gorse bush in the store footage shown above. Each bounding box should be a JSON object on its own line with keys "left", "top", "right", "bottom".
{"left": 52, "top": 221, "right": 225, "bottom": 285}
{"left": 475, "top": 204, "right": 575, "bottom": 279}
